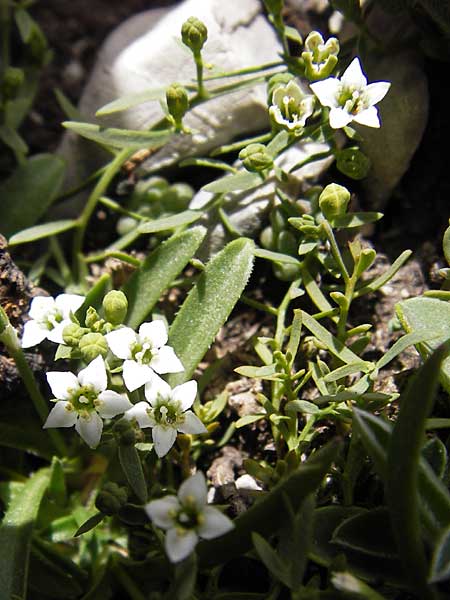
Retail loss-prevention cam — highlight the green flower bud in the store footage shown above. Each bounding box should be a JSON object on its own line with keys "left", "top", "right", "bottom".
{"left": 273, "top": 262, "right": 301, "bottom": 281}
{"left": 181, "top": 17, "right": 208, "bottom": 53}
{"left": 276, "top": 230, "right": 298, "bottom": 255}
{"left": 166, "top": 83, "right": 189, "bottom": 127}
{"left": 85, "top": 306, "right": 101, "bottom": 329}
{"left": 270, "top": 206, "right": 287, "bottom": 233}
{"left": 260, "top": 226, "right": 276, "bottom": 250}
{"left": 103, "top": 291, "right": 128, "bottom": 326}
{"left": 2, "top": 67, "right": 24, "bottom": 98}
{"left": 239, "top": 143, "right": 273, "bottom": 173}
{"left": 79, "top": 332, "right": 108, "bottom": 362}
{"left": 336, "top": 147, "right": 371, "bottom": 180}
{"left": 163, "top": 183, "right": 194, "bottom": 212}
{"left": 62, "top": 323, "right": 89, "bottom": 347}
{"left": 302, "top": 31, "right": 339, "bottom": 81}
{"left": 267, "top": 72, "right": 294, "bottom": 104}
{"left": 95, "top": 482, "right": 128, "bottom": 516}
{"left": 113, "top": 419, "right": 137, "bottom": 446}
{"left": 117, "top": 216, "right": 138, "bottom": 236}
{"left": 319, "top": 183, "right": 350, "bottom": 220}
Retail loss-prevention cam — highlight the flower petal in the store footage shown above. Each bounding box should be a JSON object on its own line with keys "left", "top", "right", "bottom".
{"left": 145, "top": 496, "right": 179, "bottom": 529}
{"left": 55, "top": 293, "right": 85, "bottom": 317}
{"left": 97, "top": 390, "right": 133, "bottom": 418}
{"left": 353, "top": 106, "right": 380, "bottom": 128}
{"left": 78, "top": 355, "right": 107, "bottom": 392}
{"left": 152, "top": 425, "right": 177, "bottom": 457}
{"left": 178, "top": 471, "right": 207, "bottom": 507}
{"left": 125, "top": 401, "right": 153, "bottom": 428}
{"left": 341, "top": 57, "right": 367, "bottom": 88}
{"left": 329, "top": 107, "right": 353, "bottom": 129}
{"left": 47, "top": 371, "right": 79, "bottom": 400}
{"left": 46, "top": 321, "right": 70, "bottom": 345}
{"left": 177, "top": 411, "right": 207, "bottom": 435}
{"left": 75, "top": 412, "right": 103, "bottom": 448}
{"left": 21, "top": 320, "right": 48, "bottom": 348}
{"left": 44, "top": 402, "right": 77, "bottom": 428}
{"left": 105, "top": 327, "right": 135, "bottom": 359}
{"left": 198, "top": 506, "right": 234, "bottom": 539}
{"left": 144, "top": 375, "right": 171, "bottom": 406}
{"left": 150, "top": 345, "right": 184, "bottom": 374}
{"left": 122, "top": 360, "right": 154, "bottom": 392}
{"left": 171, "top": 380, "right": 197, "bottom": 411}
{"left": 138, "top": 320, "right": 168, "bottom": 348}
{"left": 310, "top": 77, "right": 340, "bottom": 108}
{"left": 165, "top": 528, "right": 198, "bottom": 563}
{"left": 364, "top": 81, "right": 390, "bottom": 106}
{"left": 28, "top": 296, "right": 55, "bottom": 320}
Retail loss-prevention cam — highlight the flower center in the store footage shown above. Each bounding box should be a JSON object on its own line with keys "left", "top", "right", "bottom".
{"left": 131, "top": 341, "right": 154, "bottom": 365}
{"left": 69, "top": 385, "right": 98, "bottom": 415}
{"left": 337, "top": 85, "right": 363, "bottom": 115}
{"left": 149, "top": 397, "right": 183, "bottom": 428}
{"left": 173, "top": 496, "right": 203, "bottom": 530}
{"left": 41, "top": 307, "right": 64, "bottom": 331}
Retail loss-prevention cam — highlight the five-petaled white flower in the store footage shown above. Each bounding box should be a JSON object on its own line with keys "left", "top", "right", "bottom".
{"left": 145, "top": 471, "right": 233, "bottom": 562}
{"left": 125, "top": 378, "right": 206, "bottom": 457}
{"left": 310, "top": 57, "right": 390, "bottom": 129}
{"left": 105, "top": 320, "right": 183, "bottom": 392}
{"left": 44, "top": 355, "right": 133, "bottom": 448}
{"left": 22, "top": 294, "right": 85, "bottom": 348}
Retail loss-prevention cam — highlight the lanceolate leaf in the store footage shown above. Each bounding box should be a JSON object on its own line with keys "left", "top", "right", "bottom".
{"left": 63, "top": 121, "right": 172, "bottom": 150}
{"left": 167, "top": 238, "right": 254, "bottom": 385}
{"left": 118, "top": 445, "right": 148, "bottom": 503}
{"left": 202, "top": 171, "right": 262, "bottom": 194}
{"left": 137, "top": 210, "right": 202, "bottom": 233}
{"left": 95, "top": 87, "right": 166, "bottom": 116}
{"left": 8, "top": 219, "right": 78, "bottom": 245}
{"left": 0, "top": 467, "right": 50, "bottom": 600}
{"left": 124, "top": 226, "right": 206, "bottom": 329}
{"left": 1, "top": 154, "right": 66, "bottom": 237}
{"left": 386, "top": 343, "right": 450, "bottom": 599}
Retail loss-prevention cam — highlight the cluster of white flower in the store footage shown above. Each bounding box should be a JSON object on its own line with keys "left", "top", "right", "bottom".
{"left": 22, "top": 293, "right": 205, "bottom": 456}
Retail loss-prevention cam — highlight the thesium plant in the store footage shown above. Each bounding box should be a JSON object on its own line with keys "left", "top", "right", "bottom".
{"left": 1, "top": 0, "right": 450, "bottom": 598}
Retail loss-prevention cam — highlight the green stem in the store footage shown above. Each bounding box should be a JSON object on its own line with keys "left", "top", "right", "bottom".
{"left": 0, "top": 308, "right": 67, "bottom": 456}
{"left": 113, "top": 561, "right": 146, "bottom": 600}
{"left": 71, "top": 147, "right": 134, "bottom": 281}
{"left": 194, "top": 50, "right": 206, "bottom": 99}
{"left": 50, "top": 237, "right": 72, "bottom": 285}
{"left": 0, "top": 0, "right": 10, "bottom": 76}
{"left": 204, "top": 60, "right": 284, "bottom": 81}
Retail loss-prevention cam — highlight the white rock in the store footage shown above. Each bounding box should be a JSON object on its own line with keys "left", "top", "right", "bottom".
{"left": 235, "top": 474, "right": 262, "bottom": 491}
{"left": 58, "top": 0, "right": 282, "bottom": 191}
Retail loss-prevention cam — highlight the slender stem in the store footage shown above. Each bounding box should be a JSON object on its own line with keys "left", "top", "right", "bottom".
{"left": 194, "top": 50, "right": 206, "bottom": 99}
{"left": 71, "top": 147, "right": 135, "bottom": 281}
{"left": 204, "top": 60, "right": 284, "bottom": 81}
{"left": 55, "top": 165, "right": 107, "bottom": 202}
{"left": 322, "top": 220, "right": 350, "bottom": 283}
{"left": 0, "top": 0, "right": 10, "bottom": 76}
{"left": 240, "top": 295, "right": 277, "bottom": 316}
{"left": 50, "top": 237, "right": 72, "bottom": 285}
{"left": 112, "top": 561, "right": 146, "bottom": 600}
{"left": 211, "top": 132, "right": 273, "bottom": 156}
{"left": 0, "top": 308, "right": 67, "bottom": 456}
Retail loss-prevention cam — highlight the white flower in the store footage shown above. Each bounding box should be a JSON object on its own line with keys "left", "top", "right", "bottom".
{"left": 125, "top": 378, "right": 206, "bottom": 457}
{"left": 44, "top": 355, "right": 133, "bottom": 448}
{"left": 22, "top": 294, "right": 85, "bottom": 348}
{"left": 105, "top": 320, "right": 183, "bottom": 392}
{"left": 310, "top": 57, "right": 390, "bottom": 129}
{"left": 145, "top": 471, "right": 234, "bottom": 562}
{"left": 269, "top": 80, "right": 315, "bottom": 133}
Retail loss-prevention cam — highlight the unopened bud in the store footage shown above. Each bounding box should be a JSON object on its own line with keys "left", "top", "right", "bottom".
{"left": 85, "top": 306, "right": 101, "bottom": 329}
{"left": 239, "top": 143, "right": 273, "bottom": 173}
{"left": 103, "top": 291, "right": 128, "bottom": 326}
{"left": 319, "top": 183, "right": 350, "bottom": 220}
{"left": 181, "top": 17, "right": 208, "bottom": 53}
{"left": 166, "top": 83, "right": 189, "bottom": 127}
{"left": 62, "top": 323, "right": 88, "bottom": 347}
{"left": 79, "top": 332, "right": 108, "bottom": 362}
{"left": 113, "top": 419, "right": 137, "bottom": 446}
{"left": 2, "top": 67, "right": 24, "bottom": 98}
{"left": 95, "top": 482, "right": 128, "bottom": 516}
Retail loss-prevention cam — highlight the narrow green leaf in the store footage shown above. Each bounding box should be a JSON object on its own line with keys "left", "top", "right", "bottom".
{"left": 124, "top": 226, "right": 206, "bottom": 329}
{"left": 323, "top": 361, "right": 373, "bottom": 383}
{"left": 118, "top": 445, "right": 148, "bottom": 503}
{"left": 179, "top": 157, "right": 237, "bottom": 172}
{"left": 252, "top": 533, "right": 291, "bottom": 588}
{"left": 430, "top": 524, "right": 450, "bottom": 583}
{"left": 376, "top": 330, "right": 436, "bottom": 370}
{"left": 28, "top": 540, "right": 84, "bottom": 598}
{"left": 286, "top": 309, "right": 302, "bottom": 363}
{"left": 254, "top": 248, "right": 301, "bottom": 265}
{"left": 0, "top": 123, "right": 28, "bottom": 155}
{"left": 74, "top": 512, "right": 105, "bottom": 537}
{"left": 63, "top": 121, "right": 172, "bottom": 150}
{"left": 0, "top": 154, "right": 66, "bottom": 237}
{"left": 234, "top": 364, "right": 277, "bottom": 378}
{"left": 77, "top": 273, "right": 112, "bottom": 322}
{"left": 96, "top": 88, "right": 166, "bottom": 116}
{"left": 202, "top": 171, "right": 262, "bottom": 193}
{"left": 266, "top": 131, "right": 289, "bottom": 156}
{"left": 235, "top": 414, "right": 267, "bottom": 428}
{"left": 54, "top": 88, "right": 84, "bottom": 121}
{"left": 285, "top": 400, "right": 319, "bottom": 415}
{"left": 197, "top": 439, "right": 340, "bottom": 567}
{"left": 354, "top": 250, "right": 412, "bottom": 298}
{"left": 167, "top": 238, "right": 254, "bottom": 385}
{"left": 137, "top": 210, "right": 201, "bottom": 233}
{"left": 9, "top": 219, "right": 78, "bottom": 245}
{"left": 169, "top": 553, "right": 198, "bottom": 600}
{"left": 331, "top": 211, "right": 383, "bottom": 229}
{"left": 301, "top": 310, "right": 362, "bottom": 365}
{"left": 0, "top": 467, "right": 50, "bottom": 600}
{"left": 387, "top": 343, "right": 450, "bottom": 599}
